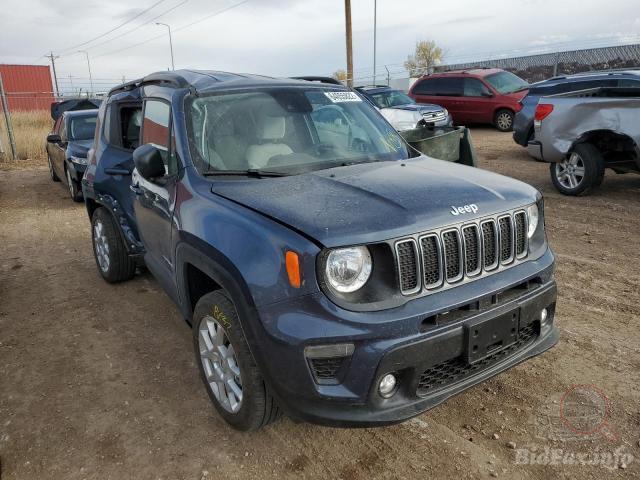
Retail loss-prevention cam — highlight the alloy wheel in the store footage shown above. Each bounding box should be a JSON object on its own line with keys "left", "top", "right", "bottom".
{"left": 496, "top": 112, "right": 512, "bottom": 131}
{"left": 555, "top": 153, "right": 585, "bottom": 190}
{"left": 198, "top": 315, "right": 243, "bottom": 413}
{"left": 93, "top": 220, "right": 110, "bottom": 273}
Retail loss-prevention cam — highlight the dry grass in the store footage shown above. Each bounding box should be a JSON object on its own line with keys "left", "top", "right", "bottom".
{"left": 0, "top": 110, "right": 52, "bottom": 162}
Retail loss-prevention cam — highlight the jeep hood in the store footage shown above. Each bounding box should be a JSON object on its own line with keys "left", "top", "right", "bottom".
{"left": 391, "top": 103, "right": 444, "bottom": 113}
{"left": 210, "top": 157, "right": 538, "bottom": 248}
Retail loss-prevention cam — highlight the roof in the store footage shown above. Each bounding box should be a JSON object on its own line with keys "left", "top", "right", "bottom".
{"left": 354, "top": 85, "right": 396, "bottom": 93}
{"left": 108, "top": 69, "right": 347, "bottom": 96}
{"left": 429, "top": 68, "right": 503, "bottom": 77}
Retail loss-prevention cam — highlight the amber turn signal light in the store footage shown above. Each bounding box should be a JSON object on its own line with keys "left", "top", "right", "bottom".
{"left": 285, "top": 250, "right": 301, "bottom": 288}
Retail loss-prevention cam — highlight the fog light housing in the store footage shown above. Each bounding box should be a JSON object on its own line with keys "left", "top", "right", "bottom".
{"left": 540, "top": 308, "right": 548, "bottom": 325}
{"left": 378, "top": 373, "right": 397, "bottom": 398}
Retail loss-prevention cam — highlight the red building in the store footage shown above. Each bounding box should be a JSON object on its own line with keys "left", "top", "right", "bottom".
{"left": 0, "top": 64, "right": 55, "bottom": 111}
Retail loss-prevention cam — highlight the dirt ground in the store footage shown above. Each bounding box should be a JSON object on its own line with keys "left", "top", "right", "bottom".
{"left": 1, "top": 128, "right": 639, "bottom": 480}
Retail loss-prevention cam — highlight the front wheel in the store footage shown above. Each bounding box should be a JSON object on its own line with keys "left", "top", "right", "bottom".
{"left": 91, "top": 207, "right": 136, "bottom": 282}
{"left": 66, "top": 167, "right": 82, "bottom": 202}
{"left": 193, "top": 291, "right": 281, "bottom": 431}
{"left": 494, "top": 109, "right": 514, "bottom": 132}
{"left": 549, "top": 143, "right": 604, "bottom": 196}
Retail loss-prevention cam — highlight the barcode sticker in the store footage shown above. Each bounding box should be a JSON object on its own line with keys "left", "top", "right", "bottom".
{"left": 324, "top": 91, "right": 362, "bottom": 103}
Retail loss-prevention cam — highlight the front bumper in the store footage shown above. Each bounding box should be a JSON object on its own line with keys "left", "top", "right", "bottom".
{"left": 67, "top": 161, "right": 87, "bottom": 183}
{"left": 253, "top": 249, "right": 558, "bottom": 427}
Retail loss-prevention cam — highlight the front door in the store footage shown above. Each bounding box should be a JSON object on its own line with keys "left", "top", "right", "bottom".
{"left": 53, "top": 117, "right": 67, "bottom": 178}
{"left": 132, "top": 99, "right": 179, "bottom": 274}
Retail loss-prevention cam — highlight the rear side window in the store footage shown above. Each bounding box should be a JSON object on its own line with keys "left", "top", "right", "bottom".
{"left": 617, "top": 79, "right": 640, "bottom": 88}
{"left": 413, "top": 77, "right": 462, "bottom": 96}
{"left": 463, "top": 78, "right": 491, "bottom": 97}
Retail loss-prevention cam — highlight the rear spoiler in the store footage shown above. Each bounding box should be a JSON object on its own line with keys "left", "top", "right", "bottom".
{"left": 50, "top": 98, "right": 102, "bottom": 121}
{"left": 290, "top": 76, "right": 344, "bottom": 86}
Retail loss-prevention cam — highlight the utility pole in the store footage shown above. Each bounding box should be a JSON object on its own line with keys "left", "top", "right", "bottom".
{"left": 0, "top": 71, "right": 17, "bottom": 160}
{"left": 373, "top": 0, "right": 377, "bottom": 85}
{"left": 156, "top": 22, "right": 175, "bottom": 70}
{"left": 78, "top": 50, "right": 94, "bottom": 96}
{"left": 45, "top": 52, "right": 60, "bottom": 98}
{"left": 344, "top": 0, "right": 353, "bottom": 87}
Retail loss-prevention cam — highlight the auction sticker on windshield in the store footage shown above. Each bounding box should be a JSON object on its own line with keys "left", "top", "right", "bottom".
{"left": 324, "top": 91, "right": 362, "bottom": 103}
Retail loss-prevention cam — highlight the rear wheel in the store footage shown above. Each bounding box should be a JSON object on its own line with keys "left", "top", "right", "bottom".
{"left": 550, "top": 143, "right": 605, "bottom": 196}
{"left": 494, "top": 109, "right": 514, "bottom": 132}
{"left": 193, "top": 291, "right": 281, "bottom": 431}
{"left": 91, "top": 207, "right": 136, "bottom": 282}
{"left": 48, "top": 154, "right": 60, "bottom": 182}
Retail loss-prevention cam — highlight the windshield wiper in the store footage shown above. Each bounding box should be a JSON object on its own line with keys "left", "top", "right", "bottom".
{"left": 203, "top": 169, "right": 289, "bottom": 178}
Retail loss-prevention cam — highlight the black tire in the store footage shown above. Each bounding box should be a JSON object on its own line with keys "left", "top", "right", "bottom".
{"left": 494, "top": 109, "right": 514, "bottom": 132}
{"left": 65, "top": 166, "right": 82, "bottom": 202}
{"left": 48, "top": 154, "right": 60, "bottom": 182}
{"left": 549, "top": 143, "right": 605, "bottom": 196}
{"left": 193, "top": 291, "right": 281, "bottom": 431}
{"left": 91, "top": 207, "right": 136, "bottom": 283}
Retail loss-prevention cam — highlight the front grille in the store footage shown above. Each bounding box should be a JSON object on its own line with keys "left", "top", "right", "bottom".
{"left": 499, "top": 216, "right": 514, "bottom": 263}
{"left": 420, "top": 235, "right": 441, "bottom": 287}
{"left": 514, "top": 211, "right": 527, "bottom": 258}
{"left": 481, "top": 221, "right": 498, "bottom": 270}
{"left": 394, "top": 208, "right": 529, "bottom": 296}
{"left": 395, "top": 239, "right": 419, "bottom": 294}
{"left": 421, "top": 110, "right": 447, "bottom": 122}
{"left": 442, "top": 230, "right": 462, "bottom": 281}
{"left": 416, "top": 323, "right": 538, "bottom": 395}
{"left": 462, "top": 225, "right": 480, "bottom": 275}
{"left": 309, "top": 357, "right": 345, "bottom": 381}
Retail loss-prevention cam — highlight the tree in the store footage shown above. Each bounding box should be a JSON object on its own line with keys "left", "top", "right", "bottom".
{"left": 332, "top": 69, "right": 348, "bottom": 83}
{"left": 404, "top": 40, "right": 444, "bottom": 77}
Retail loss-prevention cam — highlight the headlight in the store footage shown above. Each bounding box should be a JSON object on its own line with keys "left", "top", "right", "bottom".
{"left": 442, "top": 108, "right": 449, "bottom": 117}
{"left": 70, "top": 156, "right": 88, "bottom": 165}
{"left": 325, "top": 246, "right": 372, "bottom": 293}
{"left": 527, "top": 203, "right": 539, "bottom": 238}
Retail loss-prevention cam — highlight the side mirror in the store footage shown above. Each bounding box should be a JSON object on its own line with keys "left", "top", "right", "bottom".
{"left": 47, "top": 134, "right": 61, "bottom": 143}
{"left": 133, "top": 144, "right": 165, "bottom": 180}
{"left": 482, "top": 91, "right": 494, "bottom": 98}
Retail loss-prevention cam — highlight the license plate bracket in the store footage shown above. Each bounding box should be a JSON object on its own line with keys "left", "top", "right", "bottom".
{"left": 464, "top": 309, "right": 519, "bottom": 364}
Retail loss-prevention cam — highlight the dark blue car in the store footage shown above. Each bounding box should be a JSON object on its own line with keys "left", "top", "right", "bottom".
{"left": 513, "top": 70, "right": 640, "bottom": 155}
{"left": 83, "top": 70, "right": 558, "bottom": 431}
{"left": 46, "top": 109, "right": 99, "bottom": 201}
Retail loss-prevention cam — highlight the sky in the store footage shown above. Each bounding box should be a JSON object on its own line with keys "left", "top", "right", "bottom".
{"left": 1, "top": 0, "right": 639, "bottom": 94}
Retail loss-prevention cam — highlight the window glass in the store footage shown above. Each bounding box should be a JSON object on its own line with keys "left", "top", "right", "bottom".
{"left": 369, "top": 90, "right": 414, "bottom": 108}
{"left": 121, "top": 107, "right": 142, "bottom": 150}
{"left": 69, "top": 115, "right": 97, "bottom": 140}
{"left": 464, "top": 78, "right": 490, "bottom": 97}
{"left": 188, "top": 88, "right": 411, "bottom": 175}
{"left": 412, "top": 78, "right": 437, "bottom": 95}
{"left": 618, "top": 79, "right": 640, "bottom": 87}
{"left": 414, "top": 78, "right": 463, "bottom": 96}
{"left": 484, "top": 71, "right": 529, "bottom": 94}
{"left": 142, "top": 100, "right": 177, "bottom": 176}
{"left": 102, "top": 105, "right": 111, "bottom": 143}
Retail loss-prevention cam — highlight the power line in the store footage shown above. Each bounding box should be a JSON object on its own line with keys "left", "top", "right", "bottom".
{"left": 72, "top": 0, "right": 189, "bottom": 54}
{"left": 93, "top": 0, "right": 251, "bottom": 59}
{"left": 56, "top": 0, "right": 168, "bottom": 55}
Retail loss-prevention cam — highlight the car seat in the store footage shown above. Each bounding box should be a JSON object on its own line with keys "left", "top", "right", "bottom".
{"left": 245, "top": 114, "right": 293, "bottom": 169}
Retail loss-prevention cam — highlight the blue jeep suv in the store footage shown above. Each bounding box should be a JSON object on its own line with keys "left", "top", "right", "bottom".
{"left": 513, "top": 70, "right": 640, "bottom": 155}
{"left": 83, "top": 70, "right": 558, "bottom": 431}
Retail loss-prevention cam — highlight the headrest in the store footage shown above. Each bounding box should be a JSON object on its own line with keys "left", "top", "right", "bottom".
{"left": 256, "top": 114, "right": 286, "bottom": 141}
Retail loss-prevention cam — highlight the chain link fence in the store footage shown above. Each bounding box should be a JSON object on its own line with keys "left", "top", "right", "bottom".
{"left": 435, "top": 44, "right": 640, "bottom": 83}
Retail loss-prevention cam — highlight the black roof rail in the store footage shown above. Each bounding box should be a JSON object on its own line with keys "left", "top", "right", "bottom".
{"left": 291, "top": 76, "right": 344, "bottom": 85}
{"left": 107, "top": 78, "right": 143, "bottom": 96}
{"left": 355, "top": 84, "right": 391, "bottom": 89}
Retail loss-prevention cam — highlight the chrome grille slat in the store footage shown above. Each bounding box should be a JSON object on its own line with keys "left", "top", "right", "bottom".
{"left": 394, "top": 208, "right": 530, "bottom": 296}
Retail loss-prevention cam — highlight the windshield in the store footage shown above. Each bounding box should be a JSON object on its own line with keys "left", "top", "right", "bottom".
{"left": 484, "top": 71, "right": 529, "bottom": 94}
{"left": 369, "top": 90, "right": 415, "bottom": 108}
{"left": 69, "top": 115, "right": 97, "bottom": 141}
{"left": 188, "top": 88, "right": 412, "bottom": 176}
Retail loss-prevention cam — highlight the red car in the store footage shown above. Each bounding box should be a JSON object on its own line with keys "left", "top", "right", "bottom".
{"left": 408, "top": 68, "right": 529, "bottom": 131}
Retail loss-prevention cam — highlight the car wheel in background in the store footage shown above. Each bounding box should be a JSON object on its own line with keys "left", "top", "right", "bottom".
{"left": 66, "top": 167, "right": 82, "bottom": 202}
{"left": 48, "top": 154, "right": 60, "bottom": 182}
{"left": 193, "top": 290, "right": 281, "bottom": 431}
{"left": 549, "top": 143, "right": 605, "bottom": 196}
{"left": 494, "top": 109, "right": 514, "bottom": 132}
{"left": 91, "top": 207, "right": 136, "bottom": 283}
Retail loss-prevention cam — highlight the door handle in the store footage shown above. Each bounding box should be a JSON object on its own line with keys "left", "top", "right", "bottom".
{"left": 130, "top": 184, "right": 143, "bottom": 195}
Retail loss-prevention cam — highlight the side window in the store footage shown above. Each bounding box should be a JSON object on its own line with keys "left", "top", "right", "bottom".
{"left": 102, "top": 104, "right": 112, "bottom": 143}
{"left": 59, "top": 118, "right": 67, "bottom": 141}
{"left": 464, "top": 78, "right": 490, "bottom": 97}
{"left": 121, "top": 106, "right": 142, "bottom": 150}
{"left": 412, "top": 79, "right": 437, "bottom": 95}
{"left": 142, "top": 100, "right": 177, "bottom": 176}
{"left": 438, "top": 78, "right": 463, "bottom": 96}
{"left": 618, "top": 79, "right": 640, "bottom": 88}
